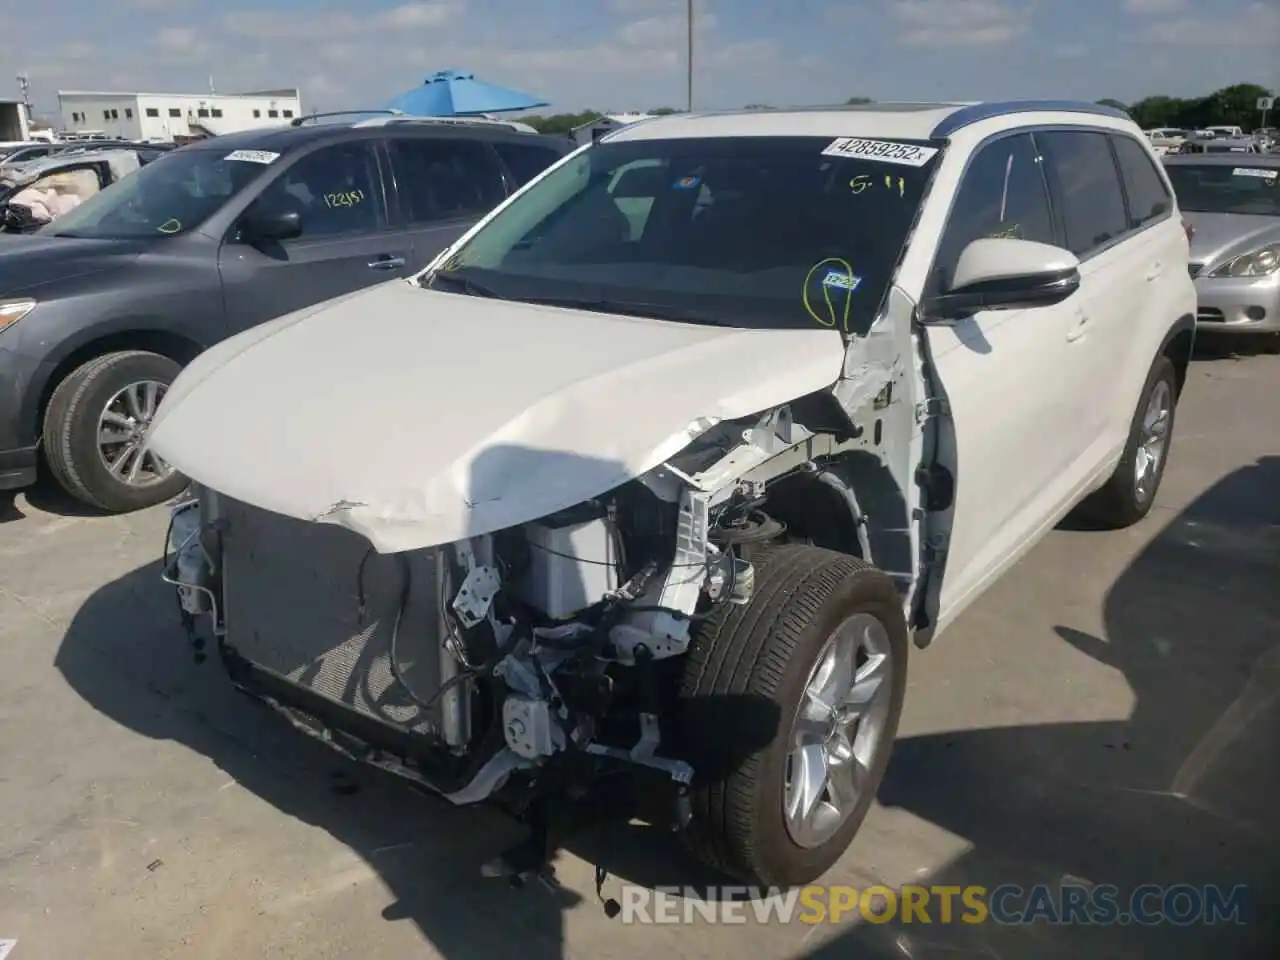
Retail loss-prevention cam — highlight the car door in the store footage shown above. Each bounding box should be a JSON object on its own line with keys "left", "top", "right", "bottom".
{"left": 384, "top": 135, "right": 511, "bottom": 269}
{"left": 218, "top": 139, "right": 413, "bottom": 334}
{"left": 922, "top": 132, "right": 1092, "bottom": 616}
{"left": 1034, "top": 129, "right": 1149, "bottom": 463}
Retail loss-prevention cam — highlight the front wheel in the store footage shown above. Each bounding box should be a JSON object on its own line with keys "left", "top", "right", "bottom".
{"left": 42, "top": 350, "right": 189, "bottom": 513}
{"left": 675, "top": 544, "right": 909, "bottom": 887}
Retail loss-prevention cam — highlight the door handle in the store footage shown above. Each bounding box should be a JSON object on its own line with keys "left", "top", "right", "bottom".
{"left": 368, "top": 255, "right": 406, "bottom": 270}
{"left": 1145, "top": 261, "right": 1163, "bottom": 282}
{"left": 1066, "top": 309, "right": 1089, "bottom": 343}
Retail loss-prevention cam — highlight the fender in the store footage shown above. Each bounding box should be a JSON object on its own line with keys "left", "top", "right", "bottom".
{"left": 1101, "top": 311, "right": 1195, "bottom": 485}
{"left": 19, "top": 315, "right": 207, "bottom": 443}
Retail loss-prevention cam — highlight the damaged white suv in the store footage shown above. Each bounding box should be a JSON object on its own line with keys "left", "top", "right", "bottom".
{"left": 152, "top": 100, "right": 1196, "bottom": 889}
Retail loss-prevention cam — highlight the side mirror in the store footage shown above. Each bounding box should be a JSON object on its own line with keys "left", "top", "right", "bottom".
{"left": 240, "top": 207, "right": 302, "bottom": 243}
{"left": 922, "top": 238, "right": 1081, "bottom": 322}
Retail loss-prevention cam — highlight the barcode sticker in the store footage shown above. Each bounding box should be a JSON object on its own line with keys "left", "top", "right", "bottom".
{"left": 1232, "top": 167, "right": 1277, "bottom": 179}
{"left": 821, "top": 138, "right": 939, "bottom": 167}
{"left": 225, "top": 150, "right": 280, "bottom": 164}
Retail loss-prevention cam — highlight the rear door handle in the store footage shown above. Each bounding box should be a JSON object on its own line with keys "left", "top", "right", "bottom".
{"left": 1145, "top": 261, "right": 1164, "bottom": 281}
{"left": 368, "top": 255, "right": 406, "bottom": 271}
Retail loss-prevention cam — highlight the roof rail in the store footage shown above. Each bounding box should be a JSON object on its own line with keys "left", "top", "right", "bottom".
{"left": 931, "top": 99, "right": 1130, "bottom": 139}
{"left": 291, "top": 109, "right": 406, "bottom": 127}
{"left": 350, "top": 115, "right": 539, "bottom": 134}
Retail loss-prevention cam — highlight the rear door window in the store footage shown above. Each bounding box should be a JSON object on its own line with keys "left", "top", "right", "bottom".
{"left": 491, "top": 141, "right": 566, "bottom": 188}
{"left": 1035, "top": 130, "right": 1129, "bottom": 257}
{"left": 932, "top": 132, "right": 1056, "bottom": 291}
{"left": 1110, "top": 135, "right": 1173, "bottom": 228}
{"left": 388, "top": 137, "right": 506, "bottom": 224}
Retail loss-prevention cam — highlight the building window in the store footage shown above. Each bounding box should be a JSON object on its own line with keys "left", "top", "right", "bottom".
{"left": 125, "top": 108, "right": 134, "bottom": 119}
{"left": 169, "top": 108, "right": 181, "bottom": 118}
{"left": 197, "top": 108, "right": 210, "bottom": 118}
{"left": 211, "top": 108, "right": 223, "bottom": 118}
{"left": 103, "top": 110, "right": 110, "bottom": 120}
{"left": 283, "top": 109, "right": 294, "bottom": 118}
{"left": 253, "top": 109, "right": 261, "bottom": 118}
{"left": 111, "top": 109, "right": 119, "bottom": 119}
{"left": 268, "top": 109, "right": 279, "bottom": 118}
{"left": 145, "top": 108, "right": 159, "bottom": 118}
{"left": 71, "top": 112, "right": 80, "bottom": 122}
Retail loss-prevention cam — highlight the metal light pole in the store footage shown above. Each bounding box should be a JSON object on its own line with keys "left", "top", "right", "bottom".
{"left": 686, "top": 0, "right": 694, "bottom": 113}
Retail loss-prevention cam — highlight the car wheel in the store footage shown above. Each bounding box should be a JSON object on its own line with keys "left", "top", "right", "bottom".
{"left": 675, "top": 543, "right": 908, "bottom": 887}
{"left": 1078, "top": 355, "right": 1178, "bottom": 529}
{"left": 42, "top": 350, "right": 188, "bottom": 513}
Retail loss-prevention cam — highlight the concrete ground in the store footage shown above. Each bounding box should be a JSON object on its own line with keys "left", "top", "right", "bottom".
{"left": 0, "top": 351, "right": 1277, "bottom": 960}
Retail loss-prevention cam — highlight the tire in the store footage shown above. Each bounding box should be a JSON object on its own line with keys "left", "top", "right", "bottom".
{"left": 1077, "top": 355, "right": 1178, "bottom": 529}
{"left": 42, "top": 350, "right": 188, "bottom": 513}
{"left": 674, "top": 543, "right": 909, "bottom": 887}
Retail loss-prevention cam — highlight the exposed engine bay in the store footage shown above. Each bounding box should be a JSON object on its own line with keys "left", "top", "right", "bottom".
{"left": 162, "top": 378, "right": 931, "bottom": 878}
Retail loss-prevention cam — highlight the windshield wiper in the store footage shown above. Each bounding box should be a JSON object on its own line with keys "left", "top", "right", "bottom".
{"left": 422, "top": 269, "right": 502, "bottom": 299}
{"left": 517, "top": 296, "right": 728, "bottom": 326}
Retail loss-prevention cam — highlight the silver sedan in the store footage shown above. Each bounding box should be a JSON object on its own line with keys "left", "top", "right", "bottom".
{"left": 1164, "top": 154, "right": 1280, "bottom": 334}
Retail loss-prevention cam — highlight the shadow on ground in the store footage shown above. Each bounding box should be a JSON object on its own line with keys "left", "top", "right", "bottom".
{"left": 802, "top": 457, "right": 1280, "bottom": 959}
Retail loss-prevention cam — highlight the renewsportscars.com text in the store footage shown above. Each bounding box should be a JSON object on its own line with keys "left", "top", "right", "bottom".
{"left": 619, "top": 883, "right": 1252, "bottom": 926}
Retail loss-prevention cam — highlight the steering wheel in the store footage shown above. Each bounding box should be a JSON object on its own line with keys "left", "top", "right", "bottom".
{"left": 0, "top": 202, "right": 39, "bottom": 232}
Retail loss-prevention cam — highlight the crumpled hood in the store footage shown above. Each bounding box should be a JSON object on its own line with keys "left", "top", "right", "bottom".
{"left": 147, "top": 280, "right": 844, "bottom": 553}
{"left": 1186, "top": 212, "right": 1280, "bottom": 272}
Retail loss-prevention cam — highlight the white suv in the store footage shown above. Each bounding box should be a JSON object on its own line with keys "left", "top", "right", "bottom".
{"left": 152, "top": 100, "right": 1195, "bottom": 890}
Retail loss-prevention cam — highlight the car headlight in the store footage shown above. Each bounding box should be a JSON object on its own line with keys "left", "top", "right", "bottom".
{"left": 1209, "top": 244, "right": 1280, "bottom": 278}
{"left": 0, "top": 298, "right": 36, "bottom": 333}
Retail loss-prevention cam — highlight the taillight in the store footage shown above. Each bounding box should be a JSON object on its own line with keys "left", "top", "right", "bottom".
{"left": 1183, "top": 218, "right": 1195, "bottom": 242}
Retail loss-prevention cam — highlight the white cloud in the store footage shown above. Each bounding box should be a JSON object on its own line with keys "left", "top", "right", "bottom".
{"left": 1136, "top": 1, "right": 1280, "bottom": 45}
{"left": 153, "top": 27, "right": 200, "bottom": 52}
{"left": 888, "top": 0, "right": 1033, "bottom": 48}
{"left": 1121, "top": 0, "right": 1185, "bottom": 13}
{"left": 618, "top": 11, "right": 716, "bottom": 45}
{"left": 223, "top": 3, "right": 462, "bottom": 41}
{"left": 1054, "top": 43, "right": 1088, "bottom": 58}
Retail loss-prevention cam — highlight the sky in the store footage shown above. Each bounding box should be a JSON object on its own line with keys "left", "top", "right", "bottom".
{"left": 3, "top": 0, "right": 1278, "bottom": 119}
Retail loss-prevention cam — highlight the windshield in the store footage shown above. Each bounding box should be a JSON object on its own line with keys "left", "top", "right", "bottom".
{"left": 429, "top": 135, "right": 939, "bottom": 334}
{"left": 1166, "top": 164, "right": 1280, "bottom": 216}
{"left": 42, "top": 147, "right": 273, "bottom": 240}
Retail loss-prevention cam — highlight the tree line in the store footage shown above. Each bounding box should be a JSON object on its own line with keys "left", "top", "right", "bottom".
{"left": 514, "top": 85, "right": 1274, "bottom": 136}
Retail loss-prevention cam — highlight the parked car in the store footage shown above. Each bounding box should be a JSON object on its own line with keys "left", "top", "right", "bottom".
{"left": 1145, "top": 127, "right": 1189, "bottom": 156}
{"left": 1204, "top": 125, "right": 1246, "bottom": 140}
{"left": 1165, "top": 154, "right": 1280, "bottom": 333}
{"left": 0, "top": 148, "right": 161, "bottom": 233}
{"left": 0, "top": 116, "right": 572, "bottom": 509}
{"left": 1180, "top": 136, "right": 1261, "bottom": 155}
{"left": 154, "top": 100, "right": 1196, "bottom": 889}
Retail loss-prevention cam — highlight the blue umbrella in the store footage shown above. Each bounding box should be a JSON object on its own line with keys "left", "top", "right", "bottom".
{"left": 384, "top": 69, "right": 548, "bottom": 116}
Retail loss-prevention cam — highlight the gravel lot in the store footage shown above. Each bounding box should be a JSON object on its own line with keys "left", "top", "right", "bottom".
{"left": 1, "top": 350, "right": 1277, "bottom": 960}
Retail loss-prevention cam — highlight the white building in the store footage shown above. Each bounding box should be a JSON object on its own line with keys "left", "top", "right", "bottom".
{"left": 571, "top": 113, "right": 656, "bottom": 145}
{"left": 57, "top": 89, "right": 303, "bottom": 142}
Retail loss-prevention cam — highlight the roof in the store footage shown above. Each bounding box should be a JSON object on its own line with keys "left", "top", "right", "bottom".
{"left": 602, "top": 99, "right": 1132, "bottom": 144}
{"left": 57, "top": 89, "right": 300, "bottom": 101}
{"left": 171, "top": 117, "right": 567, "bottom": 155}
{"left": 1163, "top": 152, "right": 1280, "bottom": 166}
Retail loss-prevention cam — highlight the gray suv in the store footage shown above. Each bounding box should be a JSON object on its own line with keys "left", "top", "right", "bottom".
{"left": 0, "top": 116, "right": 572, "bottom": 511}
